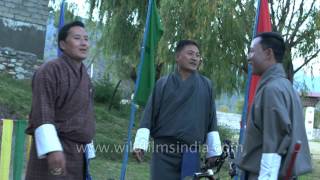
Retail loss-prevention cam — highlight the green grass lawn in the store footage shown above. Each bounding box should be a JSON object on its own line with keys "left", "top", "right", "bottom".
{"left": 300, "top": 141, "right": 320, "bottom": 179}
{"left": 91, "top": 159, "right": 150, "bottom": 180}
{"left": 0, "top": 74, "right": 150, "bottom": 179}
{"left": 0, "top": 74, "right": 31, "bottom": 118}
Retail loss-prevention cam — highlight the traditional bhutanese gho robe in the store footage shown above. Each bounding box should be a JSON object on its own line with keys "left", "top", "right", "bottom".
{"left": 25, "top": 54, "right": 95, "bottom": 180}
{"left": 237, "top": 63, "right": 312, "bottom": 178}
{"left": 134, "top": 71, "right": 222, "bottom": 180}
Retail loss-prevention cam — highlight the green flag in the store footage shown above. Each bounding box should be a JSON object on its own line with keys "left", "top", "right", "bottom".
{"left": 134, "top": 0, "right": 163, "bottom": 106}
{"left": 13, "top": 120, "right": 27, "bottom": 180}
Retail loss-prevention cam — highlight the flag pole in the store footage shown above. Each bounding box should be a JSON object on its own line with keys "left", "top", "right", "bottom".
{"left": 235, "top": 0, "right": 262, "bottom": 179}
{"left": 253, "top": 0, "right": 262, "bottom": 37}
{"left": 119, "top": 0, "right": 153, "bottom": 179}
{"left": 57, "top": 0, "right": 65, "bottom": 56}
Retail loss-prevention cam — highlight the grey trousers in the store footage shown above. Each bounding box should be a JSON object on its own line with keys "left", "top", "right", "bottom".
{"left": 151, "top": 151, "right": 183, "bottom": 180}
{"left": 245, "top": 171, "right": 259, "bottom": 180}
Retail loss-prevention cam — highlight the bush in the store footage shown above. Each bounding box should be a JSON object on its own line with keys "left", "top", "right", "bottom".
{"left": 93, "top": 78, "right": 121, "bottom": 109}
{"left": 219, "top": 125, "right": 237, "bottom": 142}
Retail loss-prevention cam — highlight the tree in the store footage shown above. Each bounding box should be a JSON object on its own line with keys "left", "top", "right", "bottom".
{"left": 269, "top": 0, "right": 320, "bottom": 82}
{"left": 88, "top": 0, "right": 148, "bottom": 81}
{"left": 87, "top": 0, "right": 320, "bottom": 95}
{"left": 158, "top": 0, "right": 252, "bottom": 95}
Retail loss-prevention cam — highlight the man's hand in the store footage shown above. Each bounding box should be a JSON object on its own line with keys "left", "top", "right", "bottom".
{"left": 47, "top": 151, "right": 66, "bottom": 176}
{"left": 133, "top": 148, "right": 145, "bottom": 163}
{"left": 205, "top": 156, "right": 219, "bottom": 168}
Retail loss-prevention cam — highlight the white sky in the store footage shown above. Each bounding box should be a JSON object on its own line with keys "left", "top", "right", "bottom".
{"left": 288, "top": 0, "right": 320, "bottom": 77}
{"left": 294, "top": 57, "right": 320, "bottom": 77}
{"left": 50, "top": 0, "right": 96, "bottom": 20}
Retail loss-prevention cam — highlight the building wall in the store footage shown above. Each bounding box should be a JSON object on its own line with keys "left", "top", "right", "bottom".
{"left": 0, "top": 0, "right": 49, "bottom": 78}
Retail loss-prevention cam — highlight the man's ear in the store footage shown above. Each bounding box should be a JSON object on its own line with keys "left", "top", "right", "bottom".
{"left": 264, "top": 48, "right": 274, "bottom": 60}
{"left": 175, "top": 52, "right": 180, "bottom": 59}
{"left": 197, "top": 58, "right": 203, "bottom": 70}
{"left": 175, "top": 52, "right": 180, "bottom": 63}
{"left": 265, "top": 48, "right": 275, "bottom": 61}
{"left": 59, "top": 41, "right": 65, "bottom": 51}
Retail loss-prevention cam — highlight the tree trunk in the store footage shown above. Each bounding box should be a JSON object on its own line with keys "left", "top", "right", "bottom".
{"left": 283, "top": 50, "right": 294, "bottom": 83}
{"left": 108, "top": 80, "right": 122, "bottom": 110}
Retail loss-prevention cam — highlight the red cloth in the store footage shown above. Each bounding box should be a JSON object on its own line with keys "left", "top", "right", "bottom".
{"left": 257, "top": 0, "right": 272, "bottom": 33}
{"left": 247, "top": 0, "right": 272, "bottom": 125}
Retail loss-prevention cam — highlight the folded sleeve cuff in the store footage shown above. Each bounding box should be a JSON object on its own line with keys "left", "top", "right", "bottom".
{"left": 34, "top": 124, "right": 63, "bottom": 159}
{"left": 206, "top": 131, "right": 222, "bottom": 158}
{"left": 133, "top": 128, "right": 150, "bottom": 151}
{"left": 258, "top": 153, "right": 281, "bottom": 180}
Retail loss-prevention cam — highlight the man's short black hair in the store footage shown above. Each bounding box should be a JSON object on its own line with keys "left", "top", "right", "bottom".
{"left": 175, "top": 40, "right": 200, "bottom": 54}
{"left": 58, "top": 21, "right": 85, "bottom": 51}
{"left": 254, "top": 32, "right": 285, "bottom": 63}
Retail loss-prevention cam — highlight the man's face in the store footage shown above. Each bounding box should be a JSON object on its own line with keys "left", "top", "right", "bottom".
{"left": 60, "top": 26, "right": 89, "bottom": 62}
{"left": 176, "top": 45, "right": 201, "bottom": 72}
{"left": 247, "top": 37, "right": 269, "bottom": 75}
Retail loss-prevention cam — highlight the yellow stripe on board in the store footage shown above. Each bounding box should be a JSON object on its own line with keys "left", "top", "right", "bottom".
{"left": 0, "top": 119, "right": 14, "bottom": 180}
{"left": 26, "top": 135, "right": 32, "bottom": 163}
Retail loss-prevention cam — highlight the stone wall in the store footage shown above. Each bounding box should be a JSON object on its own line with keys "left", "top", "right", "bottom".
{"left": 0, "top": 0, "right": 49, "bottom": 26}
{"left": 0, "top": 0, "right": 49, "bottom": 57}
{"left": 0, "top": 0, "right": 49, "bottom": 78}
{"left": 0, "top": 47, "right": 42, "bottom": 79}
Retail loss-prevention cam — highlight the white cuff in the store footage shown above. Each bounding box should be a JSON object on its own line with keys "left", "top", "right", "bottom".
{"left": 133, "top": 128, "right": 150, "bottom": 151}
{"left": 206, "top": 131, "right": 222, "bottom": 158}
{"left": 85, "top": 141, "right": 96, "bottom": 159}
{"left": 258, "top": 153, "right": 281, "bottom": 180}
{"left": 35, "top": 124, "right": 63, "bottom": 159}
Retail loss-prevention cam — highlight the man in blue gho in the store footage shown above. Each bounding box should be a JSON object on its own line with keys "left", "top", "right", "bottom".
{"left": 132, "top": 39, "right": 222, "bottom": 180}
